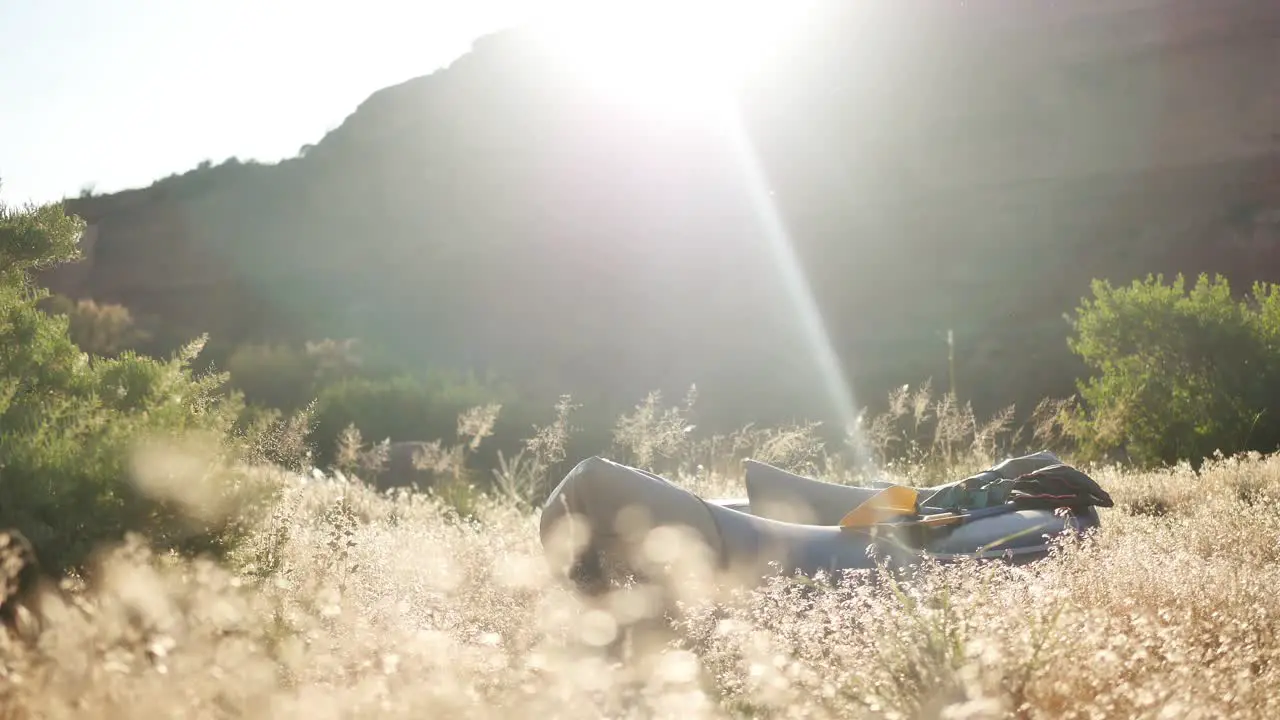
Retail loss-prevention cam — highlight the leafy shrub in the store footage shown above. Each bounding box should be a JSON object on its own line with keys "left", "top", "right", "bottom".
{"left": 1065, "top": 272, "right": 1280, "bottom": 467}
{"left": 224, "top": 337, "right": 368, "bottom": 413}
{"left": 225, "top": 342, "right": 320, "bottom": 413}
{"left": 303, "top": 337, "right": 363, "bottom": 381}
{"left": 0, "top": 196, "right": 273, "bottom": 574}
{"left": 307, "top": 372, "right": 520, "bottom": 471}
{"left": 39, "top": 295, "right": 150, "bottom": 357}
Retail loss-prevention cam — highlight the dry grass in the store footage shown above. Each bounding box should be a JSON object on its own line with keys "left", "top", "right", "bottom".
{"left": 1, "top": 391, "right": 1277, "bottom": 719}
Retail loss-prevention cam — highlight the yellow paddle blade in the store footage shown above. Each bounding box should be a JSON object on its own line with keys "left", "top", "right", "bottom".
{"left": 838, "top": 485, "right": 919, "bottom": 528}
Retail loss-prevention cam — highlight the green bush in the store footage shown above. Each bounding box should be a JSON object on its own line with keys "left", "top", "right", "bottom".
{"left": 308, "top": 372, "right": 521, "bottom": 470}
{"left": 225, "top": 342, "right": 320, "bottom": 413}
{"left": 39, "top": 295, "right": 151, "bottom": 357}
{"left": 1065, "top": 272, "right": 1280, "bottom": 468}
{"left": 0, "top": 195, "right": 269, "bottom": 574}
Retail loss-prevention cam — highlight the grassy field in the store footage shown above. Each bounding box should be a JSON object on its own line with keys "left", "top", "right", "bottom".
{"left": 1, "top": 392, "right": 1278, "bottom": 720}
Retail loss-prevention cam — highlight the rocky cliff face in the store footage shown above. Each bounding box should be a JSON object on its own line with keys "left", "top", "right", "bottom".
{"left": 41, "top": 0, "right": 1280, "bottom": 424}
{"left": 47, "top": 163, "right": 278, "bottom": 352}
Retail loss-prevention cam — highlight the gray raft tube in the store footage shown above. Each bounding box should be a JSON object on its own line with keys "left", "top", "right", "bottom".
{"left": 538, "top": 456, "right": 1099, "bottom": 595}
{"left": 734, "top": 450, "right": 1069, "bottom": 524}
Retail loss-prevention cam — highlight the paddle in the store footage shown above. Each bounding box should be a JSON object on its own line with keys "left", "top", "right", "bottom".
{"left": 837, "top": 485, "right": 919, "bottom": 528}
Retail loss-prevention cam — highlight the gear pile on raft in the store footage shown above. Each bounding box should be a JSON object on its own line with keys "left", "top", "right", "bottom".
{"left": 538, "top": 451, "right": 1112, "bottom": 595}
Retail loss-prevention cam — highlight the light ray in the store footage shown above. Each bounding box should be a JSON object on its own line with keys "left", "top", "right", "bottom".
{"left": 714, "top": 104, "right": 876, "bottom": 474}
{"left": 531, "top": 0, "right": 876, "bottom": 473}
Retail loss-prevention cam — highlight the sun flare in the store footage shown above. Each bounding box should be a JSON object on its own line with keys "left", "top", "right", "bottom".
{"left": 533, "top": 1, "right": 812, "bottom": 118}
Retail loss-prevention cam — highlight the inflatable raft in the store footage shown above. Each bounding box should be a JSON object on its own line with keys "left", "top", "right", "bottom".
{"left": 538, "top": 452, "right": 1111, "bottom": 594}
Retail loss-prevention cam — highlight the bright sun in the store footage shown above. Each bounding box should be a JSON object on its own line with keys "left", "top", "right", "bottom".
{"left": 532, "top": 0, "right": 813, "bottom": 118}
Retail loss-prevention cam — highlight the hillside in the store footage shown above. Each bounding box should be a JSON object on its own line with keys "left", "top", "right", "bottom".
{"left": 40, "top": 0, "right": 1280, "bottom": 429}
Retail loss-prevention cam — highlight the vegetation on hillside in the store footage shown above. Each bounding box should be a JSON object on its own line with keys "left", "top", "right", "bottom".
{"left": 5, "top": 189, "right": 1280, "bottom": 717}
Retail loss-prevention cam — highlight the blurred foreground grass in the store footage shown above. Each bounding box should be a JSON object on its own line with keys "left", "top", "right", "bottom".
{"left": 1, "top": 392, "right": 1278, "bottom": 720}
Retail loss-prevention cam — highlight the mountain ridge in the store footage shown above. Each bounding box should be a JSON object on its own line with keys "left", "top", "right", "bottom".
{"left": 40, "top": 0, "right": 1280, "bottom": 428}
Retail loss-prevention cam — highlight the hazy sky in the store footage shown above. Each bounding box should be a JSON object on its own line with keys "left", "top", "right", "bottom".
{"left": 0, "top": 0, "right": 542, "bottom": 205}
